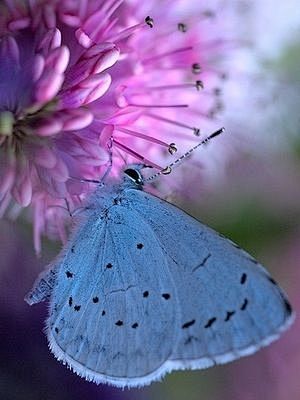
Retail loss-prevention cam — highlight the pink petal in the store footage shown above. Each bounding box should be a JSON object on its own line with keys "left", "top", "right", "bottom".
{"left": 0, "top": 164, "right": 15, "bottom": 195}
{"left": 62, "top": 109, "right": 93, "bottom": 131}
{"left": 99, "top": 125, "right": 114, "bottom": 147}
{"left": 60, "top": 73, "right": 111, "bottom": 108}
{"left": 59, "top": 13, "right": 81, "bottom": 27}
{"left": 34, "top": 147, "right": 57, "bottom": 168}
{"left": 37, "top": 28, "right": 62, "bottom": 53}
{"left": 43, "top": 4, "right": 56, "bottom": 29}
{"left": 33, "top": 118, "right": 63, "bottom": 136}
{"left": 32, "top": 54, "right": 45, "bottom": 82}
{"left": 79, "top": 72, "right": 112, "bottom": 102}
{"left": 75, "top": 154, "right": 108, "bottom": 166}
{"left": 101, "top": 107, "right": 142, "bottom": 125}
{"left": 45, "top": 46, "right": 70, "bottom": 74}
{"left": 12, "top": 175, "right": 32, "bottom": 207}
{"left": 8, "top": 17, "right": 31, "bottom": 31}
{"left": 80, "top": 9, "right": 106, "bottom": 42}
{"left": 79, "top": 140, "right": 109, "bottom": 161}
{"left": 0, "top": 192, "right": 11, "bottom": 217}
{"left": 82, "top": 43, "right": 117, "bottom": 59}
{"left": 0, "top": 36, "right": 20, "bottom": 64}
{"left": 48, "top": 158, "right": 69, "bottom": 182}
{"left": 92, "top": 46, "right": 119, "bottom": 73}
{"left": 63, "top": 45, "right": 118, "bottom": 91}
{"left": 35, "top": 70, "right": 64, "bottom": 104}
{"left": 75, "top": 28, "right": 94, "bottom": 48}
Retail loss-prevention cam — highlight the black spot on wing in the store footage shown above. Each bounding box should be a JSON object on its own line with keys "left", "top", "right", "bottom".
{"left": 162, "top": 293, "right": 171, "bottom": 300}
{"left": 240, "top": 298, "right": 249, "bottom": 311}
{"left": 115, "top": 320, "right": 123, "bottom": 326}
{"left": 184, "top": 335, "right": 199, "bottom": 345}
{"left": 204, "top": 317, "right": 217, "bottom": 328}
{"left": 143, "top": 291, "right": 149, "bottom": 298}
{"left": 55, "top": 327, "right": 59, "bottom": 334}
{"left": 92, "top": 296, "right": 99, "bottom": 303}
{"left": 106, "top": 263, "right": 113, "bottom": 269}
{"left": 240, "top": 273, "right": 247, "bottom": 285}
{"left": 182, "top": 319, "right": 196, "bottom": 329}
{"left": 68, "top": 296, "right": 73, "bottom": 307}
{"left": 137, "top": 243, "right": 144, "bottom": 249}
{"left": 131, "top": 322, "right": 139, "bottom": 329}
{"left": 74, "top": 305, "right": 81, "bottom": 311}
{"left": 65, "top": 271, "right": 73, "bottom": 278}
{"left": 224, "top": 311, "right": 235, "bottom": 321}
{"left": 101, "top": 310, "right": 106, "bottom": 316}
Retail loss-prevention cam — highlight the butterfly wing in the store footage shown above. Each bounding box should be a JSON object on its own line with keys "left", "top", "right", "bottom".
{"left": 46, "top": 206, "right": 178, "bottom": 387}
{"left": 36, "top": 185, "right": 293, "bottom": 388}
{"left": 124, "top": 188, "right": 294, "bottom": 373}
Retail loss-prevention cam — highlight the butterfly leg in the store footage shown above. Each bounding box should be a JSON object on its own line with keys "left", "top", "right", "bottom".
{"left": 24, "top": 264, "right": 58, "bottom": 305}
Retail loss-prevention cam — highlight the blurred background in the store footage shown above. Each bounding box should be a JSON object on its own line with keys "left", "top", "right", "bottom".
{"left": 1, "top": 1, "right": 300, "bottom": 399}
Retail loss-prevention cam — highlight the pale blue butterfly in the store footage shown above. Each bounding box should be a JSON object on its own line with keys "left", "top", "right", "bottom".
{"left": 25, "top": 129, "right": 294, "bottom": 388}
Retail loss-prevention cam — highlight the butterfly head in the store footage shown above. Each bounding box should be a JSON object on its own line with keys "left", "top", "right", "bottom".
{"left": 123, "top": 164, "right": 150, "bottom": 186}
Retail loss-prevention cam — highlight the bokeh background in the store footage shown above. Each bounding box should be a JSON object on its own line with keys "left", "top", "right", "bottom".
{"left": 1, "top": 1, "right": 300, "bottom": 399}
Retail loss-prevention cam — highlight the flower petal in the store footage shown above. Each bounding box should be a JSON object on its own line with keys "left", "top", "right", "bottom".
{"left": 35, "top": 70, "right": 65, "bottom": 104}
{"left": 60, "top": 73, "right": 111, "bottom": 108}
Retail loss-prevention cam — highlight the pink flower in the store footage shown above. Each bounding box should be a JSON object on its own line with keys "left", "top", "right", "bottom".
{"left": 0, "top": 0, "right": 230, "bottom": 252}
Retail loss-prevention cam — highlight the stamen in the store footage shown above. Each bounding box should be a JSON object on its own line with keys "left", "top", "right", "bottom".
{"left": 192, "top": 63, "right": 202, "bottom": 74}
{"left": 202, "top": 10, "right": 216, "bottom": 19}
{"left": 204, "top": 66, "right": 228, "bottom": 79}
{"left": 196, "top": 80, "right": 204, "bottom": 90}
{"left": 130, "top": 82, "right": 204, "bottom": 94}
{"left": 168, "top": 143, "right": 177, "bottom": 155}
{"left": 115, "top": 127, "right": 173, "bottom": 150}
{"left": 113, "top": 139, "right": 162, "bottom": 169}
{"left": 198, "top": 87, "right": 222, "bottom": 97}
{"left": 128, "top": 103, "right": 188, "bottom": 109}
{"left": 106, "top": 16, "right": 152, "bottom": 43}
{"left": 145, "top": 16, "right": 154, "bottom": 28}
{"left": 146, "top": 112, "right": 200, "bottom": 136}
{"left": 177, "top": 23, "right": 187, "bottom": 32}
{"left": 143, "top": 46, "right": 193, "bottom": 65}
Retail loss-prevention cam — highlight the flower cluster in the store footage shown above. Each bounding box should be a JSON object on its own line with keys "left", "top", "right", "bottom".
{"left": 0, "top": 0, "right": 229, "bottom": 252}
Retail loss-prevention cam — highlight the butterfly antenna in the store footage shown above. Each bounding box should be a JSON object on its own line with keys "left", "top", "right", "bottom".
{"left": 145, "top": 127, "right": 225, "bottom": 183}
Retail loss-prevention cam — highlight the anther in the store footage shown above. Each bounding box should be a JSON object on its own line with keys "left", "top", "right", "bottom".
{"left": 145, "top": 16, "right": 154, "bottom": 28}
{"left": 195, "top": 80, "right": 204, "bottom": 91}
{"left": 178, "top": 22, "right": 187, "bottom": 32}
{"left": 168, "top": 143, "right": 177, "bottom": 155}
{"left": 192, "top": 63, "right": 201, "bottom": 74}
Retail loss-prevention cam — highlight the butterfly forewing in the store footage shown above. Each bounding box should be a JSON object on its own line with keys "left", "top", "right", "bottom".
{"left": 47, "top": 204, "right": 177, "bottom": 385}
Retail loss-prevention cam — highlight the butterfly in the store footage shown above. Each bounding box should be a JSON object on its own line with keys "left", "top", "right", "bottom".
{"left": 25, "top": 164, "right": 294, "bottom": 388}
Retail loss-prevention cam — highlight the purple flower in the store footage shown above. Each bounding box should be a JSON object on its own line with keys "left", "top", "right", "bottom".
{"left": 0, "top": 0, "right": 230, "bottom": 252}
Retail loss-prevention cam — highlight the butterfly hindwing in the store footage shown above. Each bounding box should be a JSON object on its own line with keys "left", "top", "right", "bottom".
{"left": 47, "top": 204, "right": 177, "bottom": 386}
{"left": 125, "top": 189, "right": 293, "bottom": 368}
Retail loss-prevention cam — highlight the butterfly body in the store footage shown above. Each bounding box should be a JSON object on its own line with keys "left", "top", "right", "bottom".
{"left": 26, "top": 166, "right": 294, "bottom": 388}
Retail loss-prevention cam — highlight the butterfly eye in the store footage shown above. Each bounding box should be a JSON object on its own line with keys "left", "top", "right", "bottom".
{"left": 124, "top": 168, "right": 143, "bottom": 185}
